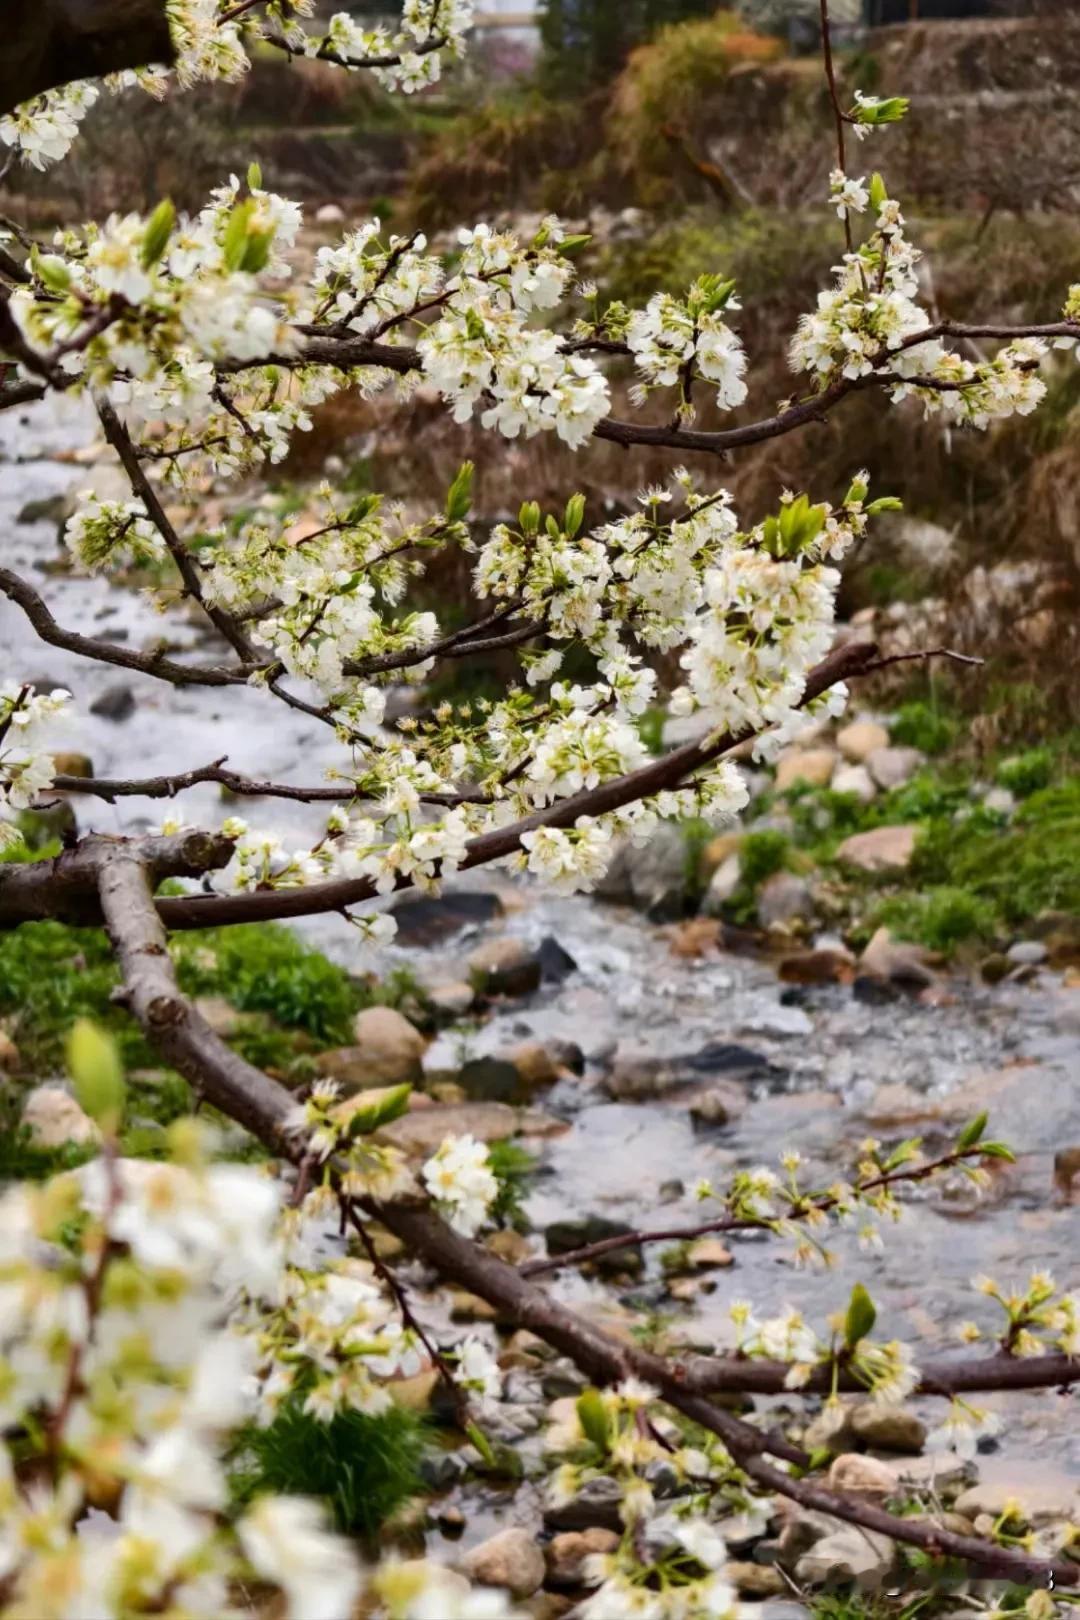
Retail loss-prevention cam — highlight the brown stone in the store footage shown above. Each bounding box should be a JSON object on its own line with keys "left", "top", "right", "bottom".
{"left": 545, "top": 1529, "right": 619, "bottom": 1588}
{"left": 836, "top": 719, "right": 889, "bottom": 762}
{"left": 836, "top": 825, "right": 918, "bottom": 872}
{"left": 778, "top": 948, "right": 854, "bottom": 985}
{"left": 775, "top": 747, "right": 838, "bottom": 792}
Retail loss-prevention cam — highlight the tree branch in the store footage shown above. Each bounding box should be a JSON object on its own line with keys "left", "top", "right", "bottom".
{"left": 0, "top": 566, "right": 253, "bottom": 688}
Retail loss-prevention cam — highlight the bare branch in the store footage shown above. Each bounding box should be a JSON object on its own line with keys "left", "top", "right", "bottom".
{"left": 0, "top": 565, "right": 253, "bottom": 688}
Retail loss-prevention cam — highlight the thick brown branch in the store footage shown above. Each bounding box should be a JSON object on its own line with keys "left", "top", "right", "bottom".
{"left": 0, "top": 0, "right": 173, "bottom": 118}
{"left": 0, "top": 566, "right": 252, "bottom": 688}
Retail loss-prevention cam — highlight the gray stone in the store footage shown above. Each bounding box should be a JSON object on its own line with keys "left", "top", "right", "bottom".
{"left": 831, "top": 763, "right": 877, "bottom": 802}
{"left": 467, "top": 937, "right": 542, "bottom": 998}
{"left": 757, "top": 872, "right": 814, "bottom": 930}
{"left": 544, "top": 1216, "right": 643, "bottom": 1277}
{"left": 544, "top": 1475, "right": 623, "bottom": 1532}
{"left": 954, "top": 1478, "right": 1080, "bottom": 1524}
{"left": 89, "top": 684, "right": 136, "bottom": 722}
{"left": 1006, "top": 940, "right": 1048, "bottom": 966}
{"left": 866, "top": 745, "right": 925, "bottom": 790}
{"left": 594, "top": 822, "right": 692, "bottom": 919}
{"left": 849, "top": 1402, "right": 927, "bottom": 1454}
{"left": 795, "top": 1524, "right": 895, "bottom": 1589}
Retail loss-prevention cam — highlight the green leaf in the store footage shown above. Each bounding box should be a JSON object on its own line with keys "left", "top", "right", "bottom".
{"left": 575, "top": 1388, "right": 610, "bottom": 1453}
{"left": 464, "top": 308, "right": 487, "bottom": 343}
{"left": 222, "top": 200, "right": 254, "bottom": 272}
{"left": 868, "top": 172, "right": 888, "bottom": 212}
{"left": 563, "top": 492, "right": 586, "bottom": 538}
{"left": 240, "top": 230, "right": 273, "bottom": 276}
{"left": 465, "top": 1420, "right": 496, "bottom": 1467}
{"left": 956, "top": 1111, "right": 988, "bottom": 1152}
{"left": 340, "top": 1084, "right": 413, "bottom": 1138}
{"left": 883, "top": 1136, "right": 921, "bottom": 1171}
{"left": 66, "top": 1018, "right": 125, "bottom": 1133}
{"left": 844, "top": 1282, "right": 877, "bottom": 1349}
{"left": 558, "top": 233, "right": 592, "bottom": 255}
{"left": 977, "top": 1141, "right": 1015, "bottom": 1161}
{"left": 518, "top": 501, "right": 540, "bottom": 536}
{"left": 866, "top": 496, "right": 903, "bottom": 515}
{"left": 140, "top": 199, "right": 175, "bottom": 269}
{"left": 34, "top": 252, "right": 71, "bottom": 294}
{"left": 545, "top": 514, "right": 560, "bottom": 540}
{"left": 445, "top": 461, "right": 474, "bottom": 524}
{"left": 247, "top": 161, "right": 263, "bottom": 192}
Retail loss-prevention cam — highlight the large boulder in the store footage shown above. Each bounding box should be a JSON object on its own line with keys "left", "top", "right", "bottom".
{"left": 316, "top": 1006, "right": 425, "bottom": 1092}
{"left": 835, "top": 825, "right": 918, "bottom": 872}
{"left": 850, "top": 1403, "right": 926, "bottom": 1454}
{"left": 467, "top": 937, "right": 543, "bottom": 998}
{"left": 459, "top": 1529, "right": 544, "bottom": 1594}
{"left": 775, "top": 747, "right": 837, "bottom": 793}
{"left": 545, "top": 1529, "right": 619, "bottom": 1588}
{"left": 836, "top": 719, "right": 889, "bottom": 762}
{"left": 389, "top": 889, "right": 503, "bottom": 945}
{"left": 593, "top": 823, "right": 693, "bottom": 919}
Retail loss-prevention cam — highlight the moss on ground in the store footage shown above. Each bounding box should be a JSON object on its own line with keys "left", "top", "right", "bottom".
{"left": 765, "top": 732, "right": 1080, "bottom": 954}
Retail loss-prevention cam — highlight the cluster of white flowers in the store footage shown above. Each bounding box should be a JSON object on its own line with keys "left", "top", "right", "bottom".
{"left": 0, "top": 681, "right": 70, "bottom": 847}
{"left": 0, "top": 3, "right": 472, "bottom": 171}
{"left": 792, "top": 175, "right": 1053, "bottom": 428}
{"left": 64, "top": 490, "right": 163, "bottom": 572}
{"left": 0, "top": 80, "right": 99, "bottom": 168}
{"left": 421, "top": 1132, "right": 499, "bottom": 1236}
{"left": 625, "top": 275, "right": 747, "bottom": 418}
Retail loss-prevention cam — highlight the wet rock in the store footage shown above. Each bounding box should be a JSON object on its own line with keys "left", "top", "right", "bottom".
{"left": 858, "top": 927, "right": 935, "bottom": 991}
{"left": 837, "top": 719, "right": 889, "bottom": 762}
{"left": 775, "top": 747, "right": 838, "bottom": 792}
{"left": 861, "top": 1082, "right": 942, "bottom": 1129}
{"left": 688, "top": 1084, "right": 747, "bottom": 1127}
{"left": 436, "top": 1503, "right": 467, "bottom": 1536}
{"left": 701, "top": 853, "right": 743, "bottom": 916}
{"left": 544, "top": 1475, "right": 623, "bottom": 1532}
{"left": 506, "top": 1040, "right": 565, "bottom": 1089}
{"left": 317, "top": 1007, "right": 425, "bottom": 1092}
{"left": 778, "top": 948, "right": 854, "bottom": 985}
{"left": 0, "top": 1030, "right": 20, "bottom": 1071}
{"left": 979, "top": 953, "right": 1011, "bottom": 985}
{"left": 726, "top": 1564, "right": 787, "bottom": 1598}
{"left": 51, "top": 751, "right": 94, "bottom": 779}
{"left": 17, "top": 492, "right": 70, "bottom": 526}
{"left": 427, "top": 981, "right": 476, "bottom": 1017}
{"left": 685, "top": 1042, "right": 784, "bottom": 1082}
{"left": 389, "top": 890, "right": 503, "bottom": 946}
{"left": 545, "top": 1528, "right": 619, "bottom": 1588}
{"left": 796, "top": 1524, "right": 895, "bottom": 1589}
{"left": 867, "top": 746, "right": 924, "bottom": 791}
{"left": 1053, "top": 1145, "right": 1080, "bottom": 1199}
{"left": 381, "top": 1100, "right": 520, "bottom": 1156}
{"left": 89, "top": 684, "right": 136, "bottom": 722}
{"left": 419, "top": 1451, "right": 464, "bottom": 1490}
{"left": 895, "top": 1453, "right": 975, "bottom": 1492}
{"left": 831, "top": 763, "right": 877, "bottom": 802}
{"left": 22, "top": 1085, "right": 102, "bottom": 1149}
{"left": 467, "top": 937, "right": 542, "bottom": 998}
{"left": 544, "top": 1215, "right": 643, "bottom": 1277}
{"left": 538, "top": 935, "right": 578, "bottom": 984}
{"left": 686, "top": 1236, "right": 734, "bottom": 1269}
{"left": 605, "top": 1049, "right": 679, "bottom": 1101}
{"left": 954, "top": 1478, "right": 1080, "bottom": 1524}
{"left": 1006, "top": 940, "right": 1047, "bottom": 966}
{"left": 850, "top": 1403, "right": 926, "bottom": 1453}
{"left": 803, "top": 1405, "right": 855, "bottom": 1454}
{"left": 836, "top": 824, "right": 918, "bottom": 872}
{"left": 827, "top": 1453, "right": 900, "bottom": 1495}
{"left": 545, "top": 1036, "right": 585, "bottom": 1075}
{"left": 757, "top": 872, "right": 814, "bottom": 930}
{"left": 594, "top": 823, "right": 692, "bottom": 919}
{"left": 457, "top": 1057, "right": 528, "bottom": 1105}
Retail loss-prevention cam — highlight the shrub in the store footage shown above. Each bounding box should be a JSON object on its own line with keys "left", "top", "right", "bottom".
{"left": 890, "top": 701, "right": 958, "bottom": 756}
{"left": 229, "top": 1399, "right": 426, "bottom": 1539}
{"left": 996, "top": 748, "right": 1054, "bottom": 798}
{"left": 873, "top": 886, "right": 998, "bottom": 953}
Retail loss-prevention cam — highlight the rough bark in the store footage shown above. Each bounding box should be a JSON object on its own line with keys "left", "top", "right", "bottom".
{"left": 0, "top": 0, "right": 173, "bottom": 117}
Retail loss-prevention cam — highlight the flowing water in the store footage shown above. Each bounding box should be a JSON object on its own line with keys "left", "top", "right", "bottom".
{"left": 3, "top": 398, "right": 1079, "bottom": 1485}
